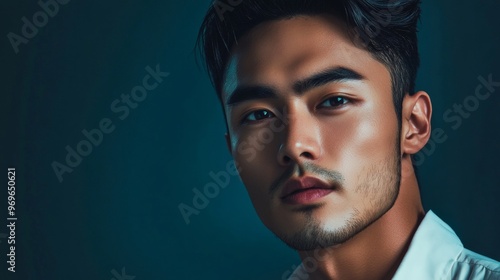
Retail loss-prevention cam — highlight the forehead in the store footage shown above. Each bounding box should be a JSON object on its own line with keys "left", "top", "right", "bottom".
{"left": 222, "top": 14, "right": 390, "bottom": 101}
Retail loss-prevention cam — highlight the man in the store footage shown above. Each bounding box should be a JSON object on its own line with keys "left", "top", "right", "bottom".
{"left": 197, "top": 0, "right": 500, "bottom": 279}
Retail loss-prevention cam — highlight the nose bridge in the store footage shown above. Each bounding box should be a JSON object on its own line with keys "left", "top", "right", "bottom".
{"left": 278, "top": 100, "right": 321, "bottom": 164}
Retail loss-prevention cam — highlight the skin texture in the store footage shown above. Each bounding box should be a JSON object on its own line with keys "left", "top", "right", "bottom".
{"left": 222, "top": 15, "right": 432, "bottom": 280}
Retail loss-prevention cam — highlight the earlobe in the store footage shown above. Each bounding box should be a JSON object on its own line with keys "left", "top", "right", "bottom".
{"left": 225, "top": 133, "right": 233, "bottom": 155}
{"left": 401, "top": 91, "right": 432, "bottom": 155}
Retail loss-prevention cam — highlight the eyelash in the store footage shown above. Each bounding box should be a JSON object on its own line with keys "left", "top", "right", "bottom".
{"left": 317, "top": 95, "right": 350, "bottom": 109}
{"left": 240, "top": 96, "right": 351, "bottom": 124}
{"left": 241, "top": 109, "right": 275, "bottom": 124}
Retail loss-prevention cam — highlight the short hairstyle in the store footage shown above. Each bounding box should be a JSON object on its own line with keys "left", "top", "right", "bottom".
{"left": 196, "top": 0, "right": 422, "bottom": 120}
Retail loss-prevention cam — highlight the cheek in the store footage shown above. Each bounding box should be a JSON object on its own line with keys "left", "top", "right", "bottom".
{"left": 231, "top": 128, "right": 280, "bottom": 201}
{"left": 320, "top": 103, "right": 398, "bottom": 179}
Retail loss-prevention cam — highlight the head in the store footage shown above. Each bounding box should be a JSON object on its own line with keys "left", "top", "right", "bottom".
{"left": 197, "top": 0, "right": 431, "bottom": 251}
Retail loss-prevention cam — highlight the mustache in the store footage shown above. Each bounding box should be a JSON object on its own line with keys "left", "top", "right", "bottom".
{"left": 268, "top": 162, "right": 344, "bottom": 195}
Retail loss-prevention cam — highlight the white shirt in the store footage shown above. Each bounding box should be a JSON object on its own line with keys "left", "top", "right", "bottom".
{"left": 288, "top": 211, "right": 500, "bottom": 279}
{"left": 393, "top": 210, "right": 500, "bottom": 279}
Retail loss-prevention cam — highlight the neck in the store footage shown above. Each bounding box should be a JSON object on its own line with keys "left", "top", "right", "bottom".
{"left": 295, "top": 158, "right": 425, "bottom": 280}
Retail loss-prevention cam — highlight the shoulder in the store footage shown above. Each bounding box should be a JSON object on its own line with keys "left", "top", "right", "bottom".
{"left": 449, "top": 248, "right": 500, "bottom": 280}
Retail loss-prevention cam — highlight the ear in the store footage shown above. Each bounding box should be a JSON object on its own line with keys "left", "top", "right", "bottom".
{"left": 225, "top": 133, "right": 233, "bottom": 155}
{"left": 401, "top": 91, "right": 432, "bottom": 156}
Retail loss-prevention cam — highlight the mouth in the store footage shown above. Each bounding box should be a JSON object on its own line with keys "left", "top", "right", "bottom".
{"left": 280, "top": 176, "right": 336, "bottom": 205}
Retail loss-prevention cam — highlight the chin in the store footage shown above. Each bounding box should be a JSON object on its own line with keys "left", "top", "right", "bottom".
{"left": 269, "top": 205, "right": 390, "bottom": 251}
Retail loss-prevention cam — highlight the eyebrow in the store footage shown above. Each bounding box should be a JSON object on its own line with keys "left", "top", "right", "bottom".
{"left": 293, "top": 67, "right": 364, "bottom": 93}
{"left": 226, "top": 67, "right": 364, "bottom": 106}
{"left": 226, "top": 85, "right": 276, "bottom": 106}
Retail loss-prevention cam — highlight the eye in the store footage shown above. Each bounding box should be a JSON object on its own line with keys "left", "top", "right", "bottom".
{"left": 242, "top": 109, "right": 275, "bottom": 124}
{"left": 318, "top": 96, "right": 350, "bottom": 108}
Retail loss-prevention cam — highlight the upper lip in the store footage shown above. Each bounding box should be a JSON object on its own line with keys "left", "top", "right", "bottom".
{"left": 280, "top": 176, "right": 334, "bottom": 199}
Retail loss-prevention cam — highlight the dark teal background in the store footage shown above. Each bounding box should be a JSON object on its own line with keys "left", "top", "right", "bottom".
{"left": 1, "top": 0, "right": 499, "bottom": 279}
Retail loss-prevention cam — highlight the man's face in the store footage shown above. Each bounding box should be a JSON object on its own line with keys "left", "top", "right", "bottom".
{"left": 222, "top": 15, "right": 401, "bottom": 250}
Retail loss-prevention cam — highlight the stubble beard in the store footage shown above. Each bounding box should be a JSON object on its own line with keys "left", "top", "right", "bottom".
{"left": 276, "top": 142, "right": 402, "bottom": 251}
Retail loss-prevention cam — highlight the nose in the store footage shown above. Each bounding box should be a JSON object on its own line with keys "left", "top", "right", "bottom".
{"left": 277, "top": 105, "right": 322, "bottom": 166}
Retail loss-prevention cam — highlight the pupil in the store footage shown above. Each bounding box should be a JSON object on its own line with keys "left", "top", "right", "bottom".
{"left": 333, "top": 97, "right": 343, "bottom": 105}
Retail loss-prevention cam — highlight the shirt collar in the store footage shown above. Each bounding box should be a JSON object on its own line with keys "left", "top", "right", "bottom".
{"left": 392, "top": 210, "right": 464, "bottom": 280}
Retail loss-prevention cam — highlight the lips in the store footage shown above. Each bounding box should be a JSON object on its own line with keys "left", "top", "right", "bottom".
{"left": 280, "top": 176, "right": 335, "bottom": 205}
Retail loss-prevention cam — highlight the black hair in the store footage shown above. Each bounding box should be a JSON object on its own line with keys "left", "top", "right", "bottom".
{"left": 196, "top": 0, "right": 421, "bottom": 121}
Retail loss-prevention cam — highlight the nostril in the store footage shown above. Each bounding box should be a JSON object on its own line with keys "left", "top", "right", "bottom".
{"left": 282, "top": 155, "right": 291, "bottom": 164}
{"left": 300, "top": 151, "right": 314, "bottom": 159}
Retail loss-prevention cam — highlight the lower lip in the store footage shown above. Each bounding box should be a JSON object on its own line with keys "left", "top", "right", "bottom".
{"left": 281, "top": 189, "right": 334, "bottom": 205}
